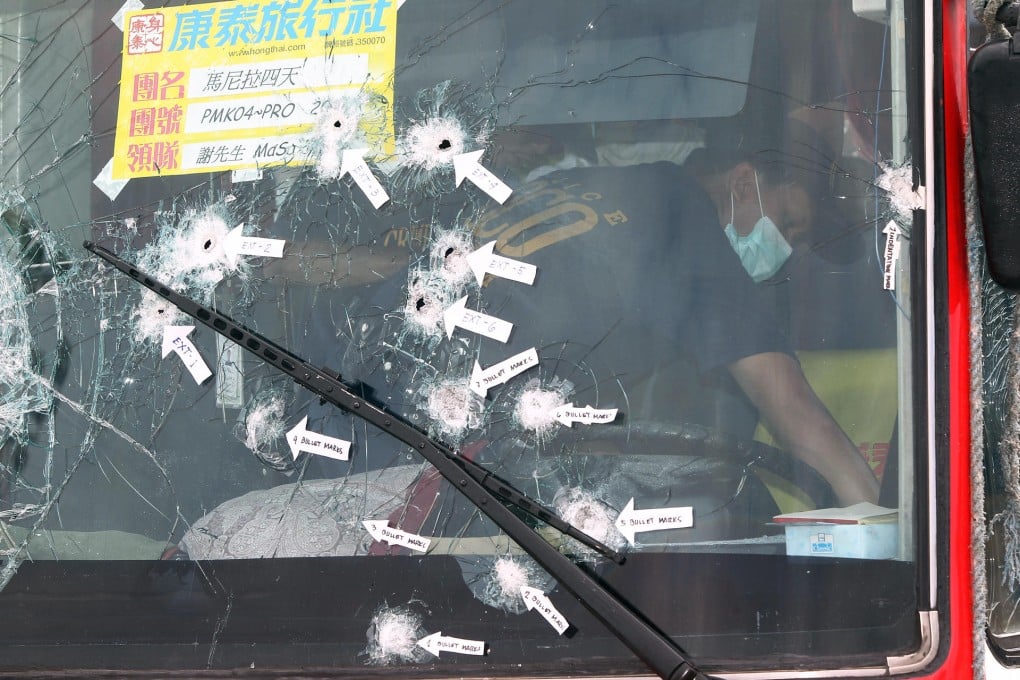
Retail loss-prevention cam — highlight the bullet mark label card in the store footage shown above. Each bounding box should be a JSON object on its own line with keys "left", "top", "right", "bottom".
{"left": 286, "top": 416, "right": 351, "bottom": 461}
{"left": 470, "top": 347, "right": 539, "bottom": 397}
{"left": 341, "top": 148, "right": 390, "bottom": 208}
{"left": 363, "top": 520, "right": 431, "bottom": 553}
{"left": 453, "top": 150, "right": 512, "bottom": 204}
{"left": 224, "top": 223, "right": 286, "bottom": 267}
{"left": 521, "top": 586, "right": 570, "bottom": 634}
{"left": 443, "top": 296, "right": 513, "bottom": 342}
{"left": 161, "top": 325, "right": 212, "bottom": 384}
{"left": 614, "top": 498, "right": 694, "bottom": 544}
{"left": 417, "top": 631, "right": 487, "bottom": 656}
{"left": 554, "top": 404, "right": 618, "bottom": 427}
{"left": 467, "top": 241, "right": 536, "bottom": 286}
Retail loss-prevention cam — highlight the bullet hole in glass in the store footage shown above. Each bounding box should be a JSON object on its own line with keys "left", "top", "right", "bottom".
{"left": 438, "top": 139, "right": 452, "bottom": 150}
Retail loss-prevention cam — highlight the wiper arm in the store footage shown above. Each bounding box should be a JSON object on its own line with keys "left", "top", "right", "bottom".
{"left": 84, "top": 241, "right": 709, "bottom": 680}
{"left": 454, "top": 445, "right": 626, "bottom": 563}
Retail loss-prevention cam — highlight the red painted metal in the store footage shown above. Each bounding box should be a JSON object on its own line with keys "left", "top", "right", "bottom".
{"left": 927, "top": 0, "right": 974, "bottom": 676}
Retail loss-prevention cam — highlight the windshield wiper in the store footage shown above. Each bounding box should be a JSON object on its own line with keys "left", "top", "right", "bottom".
{"left": 84, "top": 240, "right": 709, "bottom": 680}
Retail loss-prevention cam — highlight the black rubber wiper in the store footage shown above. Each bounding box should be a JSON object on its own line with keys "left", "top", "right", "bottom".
{"left": 84, "top": 241, "right": 709, "bottom": 680}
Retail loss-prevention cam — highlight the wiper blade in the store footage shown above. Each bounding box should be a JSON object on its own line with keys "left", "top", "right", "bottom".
{"left": 84, "top": 241, "right": 709, "bottom": 680}
{"left": 456, "top": 444, "right": 626, "bottom": 563}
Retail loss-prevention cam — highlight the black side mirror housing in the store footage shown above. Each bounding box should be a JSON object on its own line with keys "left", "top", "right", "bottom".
{"left": 970, "top": 33, "right": 1020, "bottom": 288}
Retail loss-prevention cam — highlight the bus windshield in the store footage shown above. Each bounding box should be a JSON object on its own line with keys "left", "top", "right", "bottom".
{"left": 0, "top": 0, "right": 929, "bottom": 676}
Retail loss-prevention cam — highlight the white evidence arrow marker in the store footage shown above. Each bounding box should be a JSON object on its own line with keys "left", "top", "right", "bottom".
{"left": 614, "top": 497, "right": 694, "bottom": 545}
{"left": 362, "top": 520, "right": 431, "bottom": 553}
{"left": 554, "top": 403, "right": 618, "bottom": 427}
{"left": 466, "top": 240, "right": 537, "bottom": 286}
{"left": 470, "top": 347, "right": 539, "bottom": 397}
{"left": 416, "top": 631, "right": 487, "bottom": 657}
{"left": 161, "top": 325, "right": 212, "bottom": 384}
{"left": 520, "top": 586, "right": 571, "bottom": 635}
{"left": 340, "top": 148, "right": 390, "bottom": 209}
{"left": 443, "top": 296, "right": 513, "bottom": 343}
{"left": 881, "top": 219, "right": 902, "bottom": 291}
{"left": 285, "top": 416, "right": 351, "bottom": 461}
{"left": 453, "top": 150, "right": 512, "bottom": 204}
{"left": 223, "top": 223, "right": 286, "bottom": 268}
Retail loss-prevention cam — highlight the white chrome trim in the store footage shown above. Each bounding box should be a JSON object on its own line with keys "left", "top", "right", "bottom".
{"left": 712, "top": 611, "right": 939, "bottom": 679}
{"left": 445, "top": 609, "right": 934, "bottom": 680}
{"left": 887, "top": 610, "right": 940, "bottom": 673}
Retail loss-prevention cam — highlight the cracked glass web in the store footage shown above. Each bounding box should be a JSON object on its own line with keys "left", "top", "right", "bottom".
{"left": 0, "top": 0, "right": 918, "bottom": 673}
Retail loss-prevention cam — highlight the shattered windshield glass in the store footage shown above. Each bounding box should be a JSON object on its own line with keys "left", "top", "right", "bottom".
{"left": 0, "top": 0, "right": 926, "bottom": 676}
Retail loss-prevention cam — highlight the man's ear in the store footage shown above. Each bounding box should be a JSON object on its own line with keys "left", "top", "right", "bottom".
{"left": 726, "top": 162, "right": 757, "bottom": 205}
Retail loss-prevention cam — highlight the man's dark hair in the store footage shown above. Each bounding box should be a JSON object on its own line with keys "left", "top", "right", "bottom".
{"left": 684, "top": 119, "right": 840, "bottom": 194}
{"left": 684, "top": 119, "right": 868, "bottom": 263}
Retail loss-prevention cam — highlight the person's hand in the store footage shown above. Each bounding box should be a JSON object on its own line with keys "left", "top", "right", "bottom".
{"left": 729, "top": 351, "right": 880, "bottom": 506}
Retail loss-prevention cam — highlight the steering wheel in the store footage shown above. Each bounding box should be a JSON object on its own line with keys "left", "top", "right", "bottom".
{"left": 561, "top": 419, "right": 839, "bottom": 511}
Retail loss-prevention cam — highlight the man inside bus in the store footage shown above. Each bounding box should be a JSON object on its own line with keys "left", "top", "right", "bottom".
{"left": 469, "top": 123, "right": 880, "bottom": 510}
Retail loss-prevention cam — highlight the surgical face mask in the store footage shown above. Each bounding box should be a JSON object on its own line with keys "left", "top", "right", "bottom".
{"left": 724, "top": 172, "right": 793, "bottom": 282}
